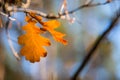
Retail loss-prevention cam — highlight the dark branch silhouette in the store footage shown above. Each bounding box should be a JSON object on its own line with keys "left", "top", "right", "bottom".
{"left": 71, "top": 9, "right": 120, "bottom": 80}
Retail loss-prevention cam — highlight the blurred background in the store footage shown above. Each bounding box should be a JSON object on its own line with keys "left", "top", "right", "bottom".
{"left": 0, "top": 0, "right": 120, "bottom": 80}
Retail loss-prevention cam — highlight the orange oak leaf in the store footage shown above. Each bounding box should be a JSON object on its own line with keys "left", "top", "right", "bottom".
{"left": 28, "top": 13, "right": 67, "bottom": 45}
{"left": 18, "top": 16, "right": 51, "bottom": 63}
{"left": 42, "top": 20, "right": 68, "bottom": 45}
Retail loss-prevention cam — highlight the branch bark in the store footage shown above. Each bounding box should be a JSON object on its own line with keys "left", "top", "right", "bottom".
{"left": 71, "top": 9, "right": 120, "bottom": 80}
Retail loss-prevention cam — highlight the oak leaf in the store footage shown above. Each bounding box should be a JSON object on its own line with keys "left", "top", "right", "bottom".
{"left": 18, "top": 16, "right": 51, "bottom": 63}
{"left": 18, "top": 13, "right": 68, "bottom": 63}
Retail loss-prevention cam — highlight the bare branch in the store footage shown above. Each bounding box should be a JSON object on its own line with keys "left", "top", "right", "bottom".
{"left": 7, "top": 31, "right": 21, "bottom": 60}
{"left": 0, "top": 11, "right": 16, "bottom": 20}
{"left": 6, "top": 20, "right": 20, "bottom": 61}
{"left": 71, "top": 9, "right": 120, "bottom": 80}
{"left": 7, "top": 0, "right": 113, "bottom": 19}
{"left": 58, "top": 0, "right": 75, "bottom": 23}
{"left": 66, "top": 0, "right": 112, "bottom": 15}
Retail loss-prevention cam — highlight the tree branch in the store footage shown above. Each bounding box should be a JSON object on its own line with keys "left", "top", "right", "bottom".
{"left": 0, "top": 11, "right": 16, "bottom": 20}
{"left": 71, "top": 9, "right": 120, "bottom": 80}
{"left": 7, "top": 0, "right": 113, "bottom": 19}
{"left": 62, "top": 0, "right": 111, "bottom": 15}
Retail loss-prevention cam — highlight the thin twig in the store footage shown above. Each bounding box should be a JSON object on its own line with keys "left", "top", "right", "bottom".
{"left": 7, "top": 31, "right": 21, "bottom": 60}
{"left": 71, "top": 9, "right": 120, "bottom": 80}
{"left": 67, "top": 0, "right": 112, "bottom": 15}
{"left": 59, "top": 0, "right": 66, "bottom": 14}
{"left": 0, "top": 11, "right": 16, "bottom": 20}
{"left": 7, "top": 0, "right": 113, "bottom": 19}
{"left": 6, "top": 20, "right": 20, "bottom": 60}
{"left": 58, "top": 0, "right": 75, "bottom": 23}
